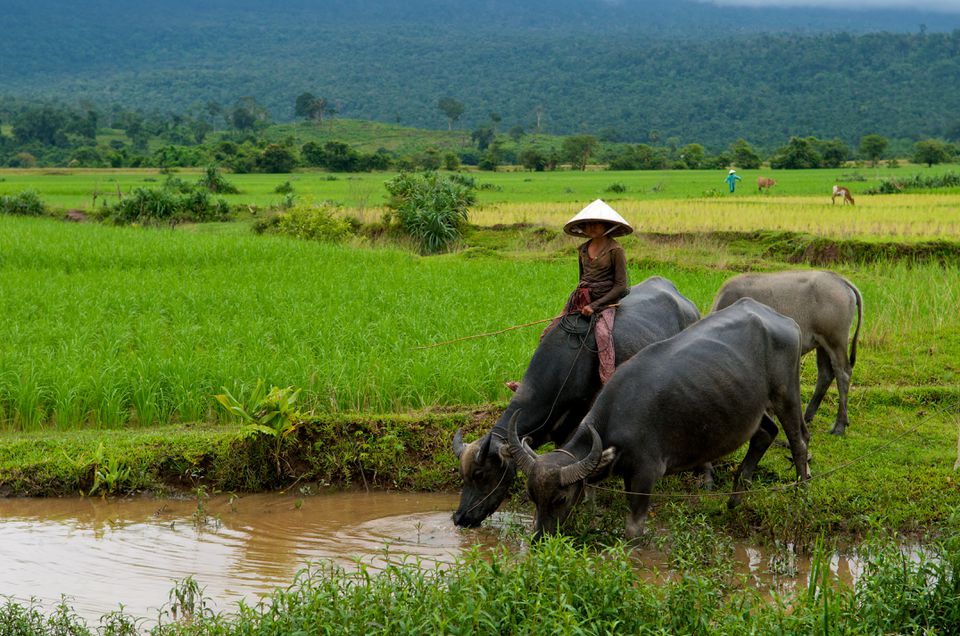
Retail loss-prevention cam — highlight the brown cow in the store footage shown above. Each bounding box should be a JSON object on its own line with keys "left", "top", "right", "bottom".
{"left": 832, "top": 185, "right": 855, "bottom": 205}
{"left": 757, "top": 177, "right": 776, "bottom": 192}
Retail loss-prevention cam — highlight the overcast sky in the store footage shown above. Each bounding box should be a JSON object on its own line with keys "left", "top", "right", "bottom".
{"left": 700, "top": 0, "right": 960, "bottom": 11}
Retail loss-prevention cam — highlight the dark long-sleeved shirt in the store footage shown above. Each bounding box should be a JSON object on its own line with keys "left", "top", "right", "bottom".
{"left": 577, "top": 238, "right": 629, "bottom": 310}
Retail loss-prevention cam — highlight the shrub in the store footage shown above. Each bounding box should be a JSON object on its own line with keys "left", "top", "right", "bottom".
{"left": 197, "top": 166, "right": 240, "bottom": 194}
{"left": 260, "top": 204, "right": 355, "bottom": 243}
{"left": 0, "top": 190, "right": 46, "bottom": 216}
{"left": 383, "top": 171, "right": 476, "bottom": 254}
{"left": 605, "top": 182, "right": 627, "bottom": 193}
{"left": 104, "top": 187, "right": 231, "bottom": 225}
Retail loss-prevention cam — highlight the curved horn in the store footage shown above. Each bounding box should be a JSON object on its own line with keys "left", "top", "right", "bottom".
{"left": 506, "top": 411, "right": 539, "bottom": 476}
{"left": 559, "top": 425, "right": 603, "bottom": 487}
{"left": 452, "top": 429, "right": 466, "bottom": 459}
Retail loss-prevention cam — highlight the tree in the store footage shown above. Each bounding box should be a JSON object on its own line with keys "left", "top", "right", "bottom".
{"left": 912, "top": 139, "right": 950, "bottom": 167}
{"left": 679, "top": 143, "right": 705, "bottom": 169}
{"left": 295, "top": 92, "right": 329, "bottom": 125}
{"left": 769, "top": 137, "right": 822, "bottom": 169}
{"left": 561, "top": 135, "right": 598, "bottom": 171}
{"left": 859, "top": 134, "right": 889, "bottom": 166}
{"left": 255, "top": 144, "right": 297, "bottom": 173}
{"left": 437, "top": 97, "right": 465, "bottom": 131}
{"left": 817, "top": 139, "right": 850, "bottom": 169}
{"left": 13, "top": 106, "right": 68, "bottom": 146}
{"left": 471, "top": 126, "right": 495, "bottom": 151}
{"left": 518, "top": 148, "right": 547, "bottom": 171}
{"left": 730, "top": 139, "right": 761, "bottom": 169}
{"left": 489, "top": 112, "right": 501, "bottom": 133}
{"left": 231, "top": 97, "right": 269, "bottom": 132}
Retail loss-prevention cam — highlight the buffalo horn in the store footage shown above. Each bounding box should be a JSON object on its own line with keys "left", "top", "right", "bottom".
{"left": 559, "top": 425, "right": 603, "bottom": 487}
{"left": 453, "top": 429, "right": 466, "bottom": 459}
{"left": 506, "top": 411, "right": 539, "bottom": 476}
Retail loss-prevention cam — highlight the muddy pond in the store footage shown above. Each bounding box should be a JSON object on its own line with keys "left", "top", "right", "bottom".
{"left": 0, "top": 491, "right": 862, "bottom": 625}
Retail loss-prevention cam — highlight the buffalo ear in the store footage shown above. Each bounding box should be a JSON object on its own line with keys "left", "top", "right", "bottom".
{"left": 598, "top": 447, "right": 617, "bottom": 471}
{"left": 497, "top": 443, "right": 512, "bottom": 462}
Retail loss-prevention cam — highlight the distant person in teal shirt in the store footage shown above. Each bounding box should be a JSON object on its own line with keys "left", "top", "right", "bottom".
{"left": 725, "top": 169, "right": 742, "bottom": 193}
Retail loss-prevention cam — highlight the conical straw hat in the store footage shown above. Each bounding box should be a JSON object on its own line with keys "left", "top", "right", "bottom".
{"left": 563, "top": 199, "right": 634, "bottom": 238}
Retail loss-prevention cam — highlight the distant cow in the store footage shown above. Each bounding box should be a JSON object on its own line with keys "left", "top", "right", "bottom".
{"left": 832, "top": 185, "right": 855, "bottom": 205}
{"left": 758, "top": 177, "right": 777, "bottom": 192}
{"left": 508, "top": 298, "right": 811, "bottom": 540}
{"left": 711, "top": 270, "right": 863, "bottom": 435}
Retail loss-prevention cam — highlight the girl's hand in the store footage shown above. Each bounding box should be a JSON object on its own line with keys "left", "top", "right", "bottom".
{"left": 581, "top": 305, "right": 594, "bottom": 316}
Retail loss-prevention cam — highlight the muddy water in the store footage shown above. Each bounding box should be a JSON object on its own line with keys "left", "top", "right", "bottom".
{"left": 0, "top": 491, "right": 502, "bottom": 624}
{"left": 0, "top": 492, "right": 863, "bottom": 625}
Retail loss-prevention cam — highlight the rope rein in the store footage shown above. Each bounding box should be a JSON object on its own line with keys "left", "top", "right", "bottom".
{"left": 586, "top": 399, "right": 960, "bottom": 500}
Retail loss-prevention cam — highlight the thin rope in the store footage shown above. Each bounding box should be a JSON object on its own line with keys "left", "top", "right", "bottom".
{"left": 413, "top": 304, "right": 619, "bottom": 351}
{"left": 412, "top": 317, "right": 557, "bottom": 350}
{"left": 586, "top": 398, "right": 960, "bottom": 500}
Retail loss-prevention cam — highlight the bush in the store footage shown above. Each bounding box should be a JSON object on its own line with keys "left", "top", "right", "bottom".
{"left": 0, "top": 190, "right": 46, "bottom": 216}
{"left": 197, "top": 166, "right": 240, "bottom": 194}
{"left": 104, "top": 187, "right": 231, "bottom": 225}
{"left": 384, "top": 171, "right": 476, "bottom": 254}
{"left": 258, "top": 205, "right": 355, "bottom": 243}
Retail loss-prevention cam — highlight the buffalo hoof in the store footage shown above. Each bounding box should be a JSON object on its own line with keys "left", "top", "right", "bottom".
{"left": 830, "top": 421, "right": 847, "bottom": 436}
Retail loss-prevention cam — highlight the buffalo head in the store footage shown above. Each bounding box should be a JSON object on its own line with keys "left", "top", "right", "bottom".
{"left": 507, "top": 417, "right": 614, "bottom": 540}
{"left": 452, "top": 428, "right": 517, "bottom": 527}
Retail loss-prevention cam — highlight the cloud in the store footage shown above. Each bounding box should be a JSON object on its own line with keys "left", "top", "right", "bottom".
{"left": 699, "top": 0, "right": 960, "bottom": 12}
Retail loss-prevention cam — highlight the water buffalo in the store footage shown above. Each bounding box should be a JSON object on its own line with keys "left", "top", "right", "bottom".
{"left": 452, "top": 276, "right": 700, "bottom": 528}
{"left": 757, "top": 177, "right": 777, "bottom": 192}
{"left": 710, "top": 270, "right": 863, "bottom": 435}
{"left": 508, "top": 298, "right": 811, "bottom": 540}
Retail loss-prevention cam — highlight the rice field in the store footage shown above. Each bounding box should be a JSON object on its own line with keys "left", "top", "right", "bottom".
{"left": 0, "top": 202, "right": 958, "bottom": 431}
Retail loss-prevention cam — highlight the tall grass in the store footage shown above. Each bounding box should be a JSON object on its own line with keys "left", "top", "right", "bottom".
{"left": 1, "top": 214, "right": 957, "bottom": 430}
{"left": 2, "top": 530, "right": 958, "bottom": 635}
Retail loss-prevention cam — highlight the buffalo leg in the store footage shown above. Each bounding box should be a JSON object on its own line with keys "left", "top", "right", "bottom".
{"left": 826, "top": 346, "right": 853, "bottom": 436}
{"left": 803, "top": 347, "right": 835, "bottom": 425}
{"left": 728, "top": 416, "right": 778, "bottom": 508}
{"left": 773, "top": 390, "right": 812, "bottom": 483}
{"left": 624, "top": 470, "right": 660, "bottom": 540}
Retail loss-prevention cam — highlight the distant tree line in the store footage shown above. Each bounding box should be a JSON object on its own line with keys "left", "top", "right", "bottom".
{"left": 0, "top": 98, "right": 957, "bottom": 172}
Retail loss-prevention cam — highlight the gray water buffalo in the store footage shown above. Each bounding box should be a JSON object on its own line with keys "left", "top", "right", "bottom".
{"left": 710, "top": 270, "right": 863, "bottom": 435}
{"left": 508, "top": 298, "right": 811, "bottom": 540}
{"left": 452, "top": 276, "right": 700, "bottom": 528}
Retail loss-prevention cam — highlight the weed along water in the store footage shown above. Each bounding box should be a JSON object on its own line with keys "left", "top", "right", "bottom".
{"left": 0, "top": 490, "right": 876, "bottom": 627}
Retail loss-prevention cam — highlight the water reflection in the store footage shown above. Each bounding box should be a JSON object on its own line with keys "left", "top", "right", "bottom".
{"left": 0, "top": 491, "right": 495, "bottom": 624}
{"left": 0, "top": 492, "right": 871, "bottom": 626}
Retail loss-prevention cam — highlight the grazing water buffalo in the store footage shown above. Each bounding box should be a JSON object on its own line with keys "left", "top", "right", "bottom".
{"left": 508, "top": 298, "right": 811, "bottom": 540}
{"left": 452, "top": 276, "right": 700, "bottom": 528}
{"left": 711, "top": 270, "right": 863, "bottom": 435}
{"left": 757, "top": 177, "right": 777, "bottom": 192}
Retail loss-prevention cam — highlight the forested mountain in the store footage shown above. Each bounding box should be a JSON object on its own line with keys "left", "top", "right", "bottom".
{"left": 3, "top": 0, "right": 960, "bottom": 150}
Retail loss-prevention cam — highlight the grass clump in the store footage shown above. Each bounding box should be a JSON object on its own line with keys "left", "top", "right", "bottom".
{"left": 384, "top": 171, "right": 475, "bottom": 254}
{"left": 0, "top": 190, "right": 46, "bottom": 216}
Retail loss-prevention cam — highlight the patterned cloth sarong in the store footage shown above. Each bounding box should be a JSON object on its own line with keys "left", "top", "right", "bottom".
{"left": 542, "top": 285, "right": 617, "bottom": 384}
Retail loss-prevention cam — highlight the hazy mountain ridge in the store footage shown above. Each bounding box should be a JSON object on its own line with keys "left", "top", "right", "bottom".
{"left": 3, "top": 0, "right": 960, "bottom": 148}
